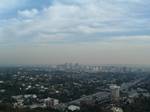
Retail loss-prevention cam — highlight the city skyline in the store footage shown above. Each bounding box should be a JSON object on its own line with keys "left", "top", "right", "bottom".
{"left": 0, "top": 0, "right": 150, "bottom": 65}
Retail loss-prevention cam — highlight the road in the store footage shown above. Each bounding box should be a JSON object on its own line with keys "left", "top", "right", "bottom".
{"left": 67, "top": 76, "right": 147, "bottom": 105}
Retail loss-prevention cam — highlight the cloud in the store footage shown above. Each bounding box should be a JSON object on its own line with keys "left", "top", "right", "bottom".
{"left": 18, "top": 9, "right": 39, "bottom": 18}
{"left": 0, "top": 0, "right": 150, "bottom": 45}
{"left": 109, "top": 35, "right": 150, "bottom": 45}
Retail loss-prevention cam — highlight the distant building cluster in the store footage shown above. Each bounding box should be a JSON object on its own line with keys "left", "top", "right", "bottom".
{"left": 51, "top": 63, "right": 146, "bottom": 73}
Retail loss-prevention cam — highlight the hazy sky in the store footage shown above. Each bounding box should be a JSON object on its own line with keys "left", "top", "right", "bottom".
{"left": 0, "top": 0, "right": 150, "bottom": 65}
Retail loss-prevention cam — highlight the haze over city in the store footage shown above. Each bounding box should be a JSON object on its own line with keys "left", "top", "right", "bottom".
{"left": 0, "top": 0, "right": 150, "bottom": 65}
{"left": 1, "top": 1, "right": 150, "bottom": 112}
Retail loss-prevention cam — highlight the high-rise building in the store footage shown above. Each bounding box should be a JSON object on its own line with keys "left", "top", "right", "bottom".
{"left": 110, "top": 85, "right": 120, "bottom": 101}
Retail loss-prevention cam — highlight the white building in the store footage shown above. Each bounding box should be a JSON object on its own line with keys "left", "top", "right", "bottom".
{"left": 53, "top": 99, "right": 59, "bottom": 105}
{"left": 44, "top": 97, "right": 59, "bottom": 108}
{"left": 68, "top": 105, "right": 80, "bottom": 111}
{"left": 112, "top": 107, "right": 123, "bottom": 112}
{"left": 110, "top": 85, "right": 120, "bottom": 101}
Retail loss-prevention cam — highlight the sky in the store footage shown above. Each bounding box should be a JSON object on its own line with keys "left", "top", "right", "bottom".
{"left": 0, "top": 0, "right": 150, "bottom": 65}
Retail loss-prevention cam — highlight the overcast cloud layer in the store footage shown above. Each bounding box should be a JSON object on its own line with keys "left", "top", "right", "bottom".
{"left": 0, "top": 0, "right": 150, "bottom": 65}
